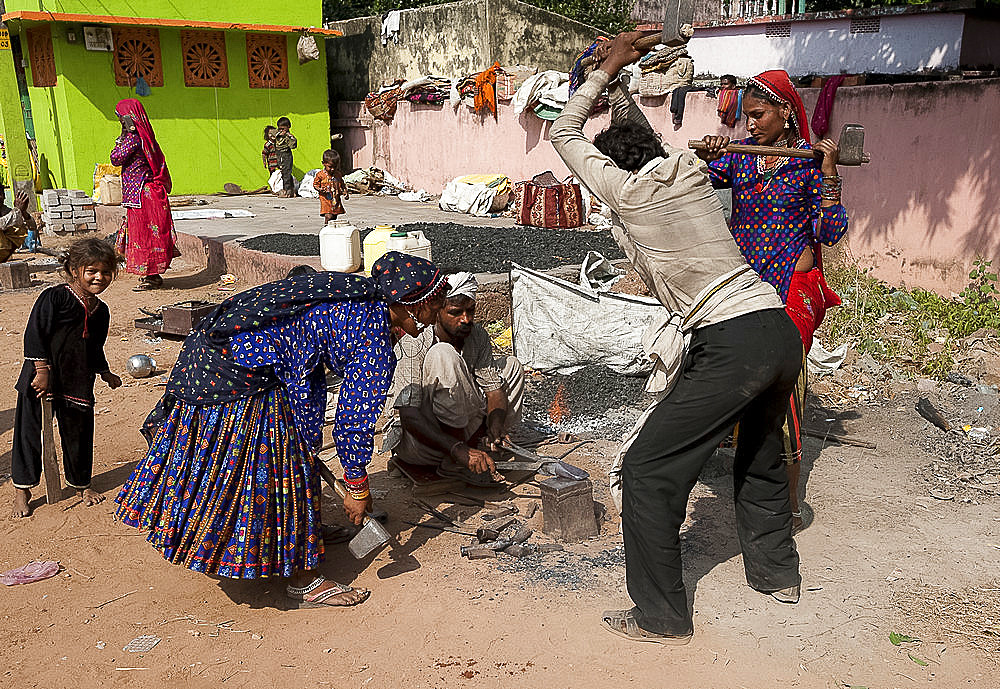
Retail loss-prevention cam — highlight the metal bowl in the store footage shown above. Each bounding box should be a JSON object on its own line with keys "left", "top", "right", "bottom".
{"left": 126, "top": 354, "right": 157, "bottom": 378}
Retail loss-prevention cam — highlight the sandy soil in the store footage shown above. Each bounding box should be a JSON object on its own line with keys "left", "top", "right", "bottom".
{"left": 1, "top": 255, "right": 997, "bottom": 688}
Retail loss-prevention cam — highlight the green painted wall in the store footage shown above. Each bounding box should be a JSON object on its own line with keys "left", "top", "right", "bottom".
{"left": 23, "top": 25, "right": 331, "bottom": 195}
{"left": 3, "top": 1, "right": 319, "bottom": 27}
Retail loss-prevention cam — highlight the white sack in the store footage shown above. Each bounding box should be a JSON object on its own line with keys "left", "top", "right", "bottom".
{"left": 511, "top": 263, "right": 665, "bottom": 376}
{"left": 297, "top": 168, "right": 321, "bottom": 198}
{"left": 439, "top": 179, "right": 499, "bottom": 216}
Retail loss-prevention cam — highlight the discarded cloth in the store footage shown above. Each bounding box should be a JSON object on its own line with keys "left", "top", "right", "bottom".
{"left": 1, "top": 560, "right": 60, "bottom": 586}
{"left": 811, "top": 74, "right": 846, "bottom": 139}
{"left": 365, "top": 83, "right": 404, "bottom": 122}
{"left": 381, "top": 10, "right": 401, "bottom": 45}
{"left": 474, "top": 62, "right": 502, "bottom": 117}
{"left": 717, "top": 87, "right": 742, "bottom": 128}
{"left": 512, "top": 70, "right": 569, "bottom": 116}
{"left": 639, "top": 55, "right": 694, "bottom": 98}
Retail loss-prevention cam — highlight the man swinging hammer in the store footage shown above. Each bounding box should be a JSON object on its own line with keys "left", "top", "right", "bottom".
{"left": 551, "top": 32, "right": 804, "bottom": 644}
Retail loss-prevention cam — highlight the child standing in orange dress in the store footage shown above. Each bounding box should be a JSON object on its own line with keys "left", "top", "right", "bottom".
{"left": 312, "top": 149, "right": 348, "bottom": 224}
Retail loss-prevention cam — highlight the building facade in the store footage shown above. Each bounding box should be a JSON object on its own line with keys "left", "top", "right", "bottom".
{"left": 0, "top": 1, "right": 337, "bottom": 196}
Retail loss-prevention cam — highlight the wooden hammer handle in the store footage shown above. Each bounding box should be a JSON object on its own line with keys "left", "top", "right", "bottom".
{"left": 580, "top": 32, "right": 662, "bottom": 69}
{"left": 315, "top": 458, "right": 348, "bottom": 499}
{"left": 688, "top": 140, "right": 819, "bottom": 160}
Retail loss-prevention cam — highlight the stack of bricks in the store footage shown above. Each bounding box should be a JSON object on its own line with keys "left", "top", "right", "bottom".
{"left": 41, "top": 189, "right": 98, "bottom": 234}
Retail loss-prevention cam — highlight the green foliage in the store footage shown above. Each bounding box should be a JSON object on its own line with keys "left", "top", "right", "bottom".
{"left": 822, "top": 258, "right": 1000, "bottom": 380}
{"left": 323, "top": 0, "right": 635, "bottom": 34}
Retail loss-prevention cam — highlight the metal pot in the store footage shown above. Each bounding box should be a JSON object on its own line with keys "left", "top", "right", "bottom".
{"left": 126, "top": 354, "right": 157, "bottom": 378}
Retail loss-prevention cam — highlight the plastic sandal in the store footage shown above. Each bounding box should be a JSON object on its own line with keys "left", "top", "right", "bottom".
{"left": 286, "top": 576, "right": 370, "bottom": 608}
{"left": 601, "top": 609, "right": 693, "bottom": 645}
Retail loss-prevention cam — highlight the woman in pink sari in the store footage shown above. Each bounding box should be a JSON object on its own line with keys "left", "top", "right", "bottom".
{"left": 110, "top": 99, "right": 178, "bottom": 290}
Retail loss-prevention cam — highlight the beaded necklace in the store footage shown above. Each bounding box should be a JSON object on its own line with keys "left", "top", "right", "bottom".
{"left": 754, "top": 137, "right": 806, "bottom": 192}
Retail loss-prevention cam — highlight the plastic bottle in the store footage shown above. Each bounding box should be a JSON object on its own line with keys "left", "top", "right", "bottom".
{"left": 386, "top": 230, "right": 432, "bottom": 261}
{"left": 362, "top": 224, "right": 396, "bottom": 274}
{"left": 319, "top": 219, "right": 361, "bottom": 273}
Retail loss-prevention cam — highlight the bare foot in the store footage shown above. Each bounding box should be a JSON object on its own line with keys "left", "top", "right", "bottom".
{"left": 80, "top": 488, "right": 105, "bottom": 506}
{"left": 11, "top": 488, "right": 31, "bottom": 518}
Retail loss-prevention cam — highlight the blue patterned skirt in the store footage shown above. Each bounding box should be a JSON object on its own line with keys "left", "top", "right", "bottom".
{"left": 115, "top": 387, "right": 324, "bottom": 579}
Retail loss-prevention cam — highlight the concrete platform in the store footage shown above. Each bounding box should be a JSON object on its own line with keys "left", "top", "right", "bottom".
{"left": 126, "top": 194, "right": 525, "bottom": 286}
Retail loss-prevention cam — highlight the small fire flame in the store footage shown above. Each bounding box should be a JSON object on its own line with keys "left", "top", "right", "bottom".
{"left": 548, "top": 383, "right": 568, "bottom": 425}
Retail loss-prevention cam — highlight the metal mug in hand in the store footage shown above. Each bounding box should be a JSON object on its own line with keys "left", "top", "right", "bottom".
{"left": 126, "top": 354, "right": 157, "bottom": 378}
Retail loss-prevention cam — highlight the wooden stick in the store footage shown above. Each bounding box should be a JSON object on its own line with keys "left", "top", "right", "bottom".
{"left": 803, "top": 427, "right": 877, "bottom": 449}
{"left": 688, "top": 140, "right": 819, "bottom": 160}
{"left": 93, "top": 589, "right": 138, "bottom": 609}
{"left": 40, "top": 398, "right": 65, "bottom": 505}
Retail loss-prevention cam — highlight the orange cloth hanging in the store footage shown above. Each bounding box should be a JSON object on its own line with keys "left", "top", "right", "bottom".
{"left": 474, "top": 62, "right": 501, "bottom": 117}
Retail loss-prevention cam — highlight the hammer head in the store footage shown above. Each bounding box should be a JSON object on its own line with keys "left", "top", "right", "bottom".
{"left": 347, "top": 517, "right": 391, "bottom": 559}
{"left": 838, "top": 123, "right": 870, "bottom": 166}
{"left": 662, "top": 0, "right": 696, "bottom": 47}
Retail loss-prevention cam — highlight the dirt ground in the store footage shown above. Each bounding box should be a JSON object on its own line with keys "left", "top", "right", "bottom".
{"left": 1, "top": 253, "right": 998, "bottom": 689}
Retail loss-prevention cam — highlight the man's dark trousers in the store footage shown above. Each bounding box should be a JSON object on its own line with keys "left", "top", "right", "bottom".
{"left": 621, "top": 308, "right": 803, "bottom": 636}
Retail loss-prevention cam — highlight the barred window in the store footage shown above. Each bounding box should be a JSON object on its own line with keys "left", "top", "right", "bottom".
{"left": 181, "top": 30, "right": 229, "bottom": 87}
{"left": 850, "top": 18, "right": 881, "bottom": 34}
{"left": 112, "top": 27, "right": 164, "bottom": 87}
{"left": 765, "top": 23, "right": 791, "bottom": 39}
{"left": 246, "top": 33, "right": 289, "bottom": 89}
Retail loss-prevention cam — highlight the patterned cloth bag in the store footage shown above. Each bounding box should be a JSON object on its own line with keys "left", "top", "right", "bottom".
{"left": 514, "top": 172, "right": 585, "bottom": 229}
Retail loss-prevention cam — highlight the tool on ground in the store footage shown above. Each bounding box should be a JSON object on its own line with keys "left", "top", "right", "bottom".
{"left": 402, "top": 519, "right": 477, "bottom": 536}
{"left": 40, "top": 398, "right": 65, "bottom": 505}
{"left": 580, "top": 0, "right": 694, "bottom": 67}
{"left": 413, "top": 498, "right": 470, "bottom": 529}
{"left": 496, "top": 441, "right": 590, "bottom": 481}
{"left": 315, "top": 460, "right": 391, "bottom": 559}
{"left": 481, "top": 503, "right": 518, "bottom": 521}
{"left": 688, "top": 123, "right": 870, "bottom": 166}
{"left": 915, "top": 397, "right": 951, "bottom": 431}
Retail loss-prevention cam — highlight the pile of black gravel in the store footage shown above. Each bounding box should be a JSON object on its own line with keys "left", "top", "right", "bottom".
{"left": 242, "top": 232, "right": 319, "bottom": 256}
{"left": 240, "top": 222, "right": 624, "bottom": 273}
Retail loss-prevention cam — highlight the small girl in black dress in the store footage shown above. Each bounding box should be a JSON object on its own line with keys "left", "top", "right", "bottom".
{"left": 11, "top": 239, "right": 122, "bottom": 518}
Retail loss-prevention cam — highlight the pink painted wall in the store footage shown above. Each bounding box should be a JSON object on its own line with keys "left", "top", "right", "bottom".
{"left": 337, "top": 78, "right": 1000, "bottom": 295}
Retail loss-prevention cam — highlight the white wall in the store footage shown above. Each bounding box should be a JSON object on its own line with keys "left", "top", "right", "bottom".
{"left": 688, "top": 13, "right": 966, "bottom": 76}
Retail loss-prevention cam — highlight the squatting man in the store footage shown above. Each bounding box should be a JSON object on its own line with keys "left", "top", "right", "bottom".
{"left": 384, "top": 272, "right": 524, "bottom": 485}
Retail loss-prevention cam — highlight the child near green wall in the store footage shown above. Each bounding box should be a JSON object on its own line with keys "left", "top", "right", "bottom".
{"left": 274, "top": 117, "right": 297, "bottom": 197}
{"left": 262, "top": 125, "right": 278, "bottom": 177}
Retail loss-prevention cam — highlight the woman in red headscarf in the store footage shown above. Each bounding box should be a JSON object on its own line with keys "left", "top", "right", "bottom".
{"left": 695, "top": 70, "right": 850, "bottom": 533}
{"left": 110, "top": 99, "right": 178, "bottom": 290}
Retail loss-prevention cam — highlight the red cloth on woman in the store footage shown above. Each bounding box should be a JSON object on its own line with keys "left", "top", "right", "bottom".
{"left": 112, "top": 99, "right": 177, "bottom": 276}
{"left": 114, "top": 99, "right": 171, "bottom": 192}
{"left": 747, "top": 70, "right": 811, "bottom": 144}
{"left": 784, "top": 267, "right": 841, "bottom": 352}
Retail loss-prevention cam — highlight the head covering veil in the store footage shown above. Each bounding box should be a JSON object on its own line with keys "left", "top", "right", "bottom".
{"left": 115, "top": 98, "right": 172, "bottom": 192}
{"left": 747, "top": 70, "right": 811, "bottom": 144}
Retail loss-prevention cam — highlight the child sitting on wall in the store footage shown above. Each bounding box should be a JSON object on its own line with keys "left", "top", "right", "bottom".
{"left": 312, "top": 149, "right": 348, "bottom": 224}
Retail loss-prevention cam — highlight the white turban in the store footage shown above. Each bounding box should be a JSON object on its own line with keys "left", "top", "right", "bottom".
{"left": 446, "top": 272, "right": 478, "bottom": 301}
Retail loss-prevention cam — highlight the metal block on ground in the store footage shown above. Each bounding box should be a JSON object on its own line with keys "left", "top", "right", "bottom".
{"left": 0, "top": 261, "right": 31, "bottom": 289}
{"left": 539, "top": 477, "right": 599, "bottom": 541}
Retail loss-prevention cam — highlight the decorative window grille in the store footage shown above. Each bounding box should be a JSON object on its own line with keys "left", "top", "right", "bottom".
{"left": 765, "top": 23, "right": 791, "bottom": 38}
{"left": 26, "top": 25, "right": 56, "bottom": 87}
{"left": 246, "top": 33, "right": 289, "bottom": 89}
{"left": 181, "top": 30, "right": 229, "bottom": 87}
{"left": 850, "top": 18, "right": 881, "bottom": 34}
{"left": 112, "top": 27, "right": 164, "bottom": 87}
